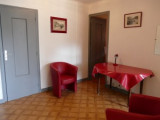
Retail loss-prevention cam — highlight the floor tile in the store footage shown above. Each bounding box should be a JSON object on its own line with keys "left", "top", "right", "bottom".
{"left": 0, "top": 80, "right": 128, "bottom": 120}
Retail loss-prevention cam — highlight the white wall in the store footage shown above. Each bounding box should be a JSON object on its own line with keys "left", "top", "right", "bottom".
{"left": 0, "top": 0, "right": 89, "bottom": 98}
{"left": 89, "top": 0, "right": 160, "bottom": 97}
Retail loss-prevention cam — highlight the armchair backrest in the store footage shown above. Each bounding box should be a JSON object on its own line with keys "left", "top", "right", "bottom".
{"left": 50, "top": 62, "right": 69, "bottom": 74}
{"left": 129, "top": 94, "right": 160, "bottom": 115}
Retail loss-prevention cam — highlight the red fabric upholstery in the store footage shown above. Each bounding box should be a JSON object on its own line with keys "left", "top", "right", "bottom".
{"left": 106, "top": 94, "right": 160, "bottom": 120}
{"left": 50, "top": 62, "right": 78, "bottom": 98}
{"left": 129, "top": 94, "right": 160, "bottom": 115}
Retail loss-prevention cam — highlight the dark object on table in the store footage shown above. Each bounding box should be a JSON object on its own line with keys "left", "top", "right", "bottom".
{"left": 114, "top": 53, "right": 118, "bottom": 65}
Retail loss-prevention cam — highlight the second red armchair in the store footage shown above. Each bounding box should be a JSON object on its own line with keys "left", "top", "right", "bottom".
{"left": 106, "top": 94, "right": 160, "bottom": 120}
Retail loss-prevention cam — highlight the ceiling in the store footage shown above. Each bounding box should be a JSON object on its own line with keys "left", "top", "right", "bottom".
{"left": 74, "top": 0, "right": 103, "bottom": 3}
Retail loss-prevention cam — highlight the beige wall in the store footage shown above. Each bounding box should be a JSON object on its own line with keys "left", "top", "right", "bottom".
{"left": 0, "top": 0, "right": 89, "bottom": 100}
{"left": 1, "top": 0, "right": 160, "bottom": 100}
{"left": 89, "top": 0, "right": 160, "bottom": 97}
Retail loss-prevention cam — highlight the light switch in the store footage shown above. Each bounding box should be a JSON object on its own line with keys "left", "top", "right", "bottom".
{"left": 4, "top": 50, "right": 8, "bottom": 61}
{"left": 155, "top": 25, "right": 160, "bottom": 55}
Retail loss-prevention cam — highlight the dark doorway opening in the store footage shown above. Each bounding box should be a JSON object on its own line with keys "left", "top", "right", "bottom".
{"left": 88, "top": 11, "right": 110, "bottom": 79}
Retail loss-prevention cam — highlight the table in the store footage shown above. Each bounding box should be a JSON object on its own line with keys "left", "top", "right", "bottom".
{"left": 92, "top": 63, "right": 153, "bottom": 96}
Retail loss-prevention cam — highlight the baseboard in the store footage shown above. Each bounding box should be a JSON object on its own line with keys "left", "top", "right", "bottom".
{"left": 41, "top": 77, "right": 88, "bottom": 92}
{"left": 41, "top": 86, "right": 52, "bottom": 92}
{"left": 0, "top": 98, "right": 6, "bottom": 104}
{"left": 77, "top": 77, "right": 88, "bottom": 83}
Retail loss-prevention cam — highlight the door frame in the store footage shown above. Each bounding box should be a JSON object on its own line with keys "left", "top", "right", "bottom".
{"left": 88, "top": 11, "right": 110, "bottom": 79}
{"left": 0, "top": 5, "right": 41, "bottom": 103}
{"left": 0, "top": 12, "right": 7, "bottom": 103}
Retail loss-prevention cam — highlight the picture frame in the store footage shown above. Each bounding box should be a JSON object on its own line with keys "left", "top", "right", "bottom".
{"left": 50, "top": 17, "right": 67, "bottom": 33}
{"left": 124, "top": 12, "right": 142, "bottom": 28}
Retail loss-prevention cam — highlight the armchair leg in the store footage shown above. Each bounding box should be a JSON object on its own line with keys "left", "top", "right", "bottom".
{"left": 67, "top": 82, "right": 77, "bottom": 92}
{"left": 74, "top": 82, "right": 77, "bottom": 92}
{"left": 53, "top": 86, "right": 61, "bottom": 98}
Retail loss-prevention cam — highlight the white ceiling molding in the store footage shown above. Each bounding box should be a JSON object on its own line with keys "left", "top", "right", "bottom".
{"left": 73, "top": 0, "right": 104, "bottom": 4}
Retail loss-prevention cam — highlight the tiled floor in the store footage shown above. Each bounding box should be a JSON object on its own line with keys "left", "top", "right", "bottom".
{"left": 0, "top": 79, "right": 128, "bottom": 120}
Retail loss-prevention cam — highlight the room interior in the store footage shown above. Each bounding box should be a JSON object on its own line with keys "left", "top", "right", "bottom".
{"left": 0, "top": 0, "right": 160, "bottom": 119}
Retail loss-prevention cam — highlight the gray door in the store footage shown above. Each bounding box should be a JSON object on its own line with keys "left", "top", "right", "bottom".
{"left": 0, "top": 5, "right": 40, "bottom": 101}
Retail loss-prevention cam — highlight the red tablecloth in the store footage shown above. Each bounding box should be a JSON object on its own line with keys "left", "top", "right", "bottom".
{"left": 92, "top": 63, "right": 153, "bottom": 90}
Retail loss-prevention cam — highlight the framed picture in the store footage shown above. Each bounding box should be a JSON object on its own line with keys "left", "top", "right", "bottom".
{"left": 124, "top": 12, "right": 142, "bottom": 28}
{"left": 50, "top": 17, "right": 67, "bottom": 33}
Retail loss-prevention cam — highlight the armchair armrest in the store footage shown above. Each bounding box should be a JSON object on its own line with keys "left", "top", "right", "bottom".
{"left": 129, "top": 94, "right": 160, "bottom": 115}
{"left": 106, "top": 109, "right": 159, "bottom": 120}
{"left": 66, "top": 63, "right": 78, "bottom": 76}
{"left": 50, "top": 66, "right": 61, "bottom": 86}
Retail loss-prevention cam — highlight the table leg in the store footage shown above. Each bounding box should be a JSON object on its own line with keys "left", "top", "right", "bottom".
{"left": 127, "top": 90, "right": 131, "bottom": 106}
{"left": 97, "top": 74, "right": 100, "bottom": 95}
{"left": 140, "top": 80, "right": 144, "bottom": 94}
{"left": 110, "top": 78, "right": 112, "bottom": 88}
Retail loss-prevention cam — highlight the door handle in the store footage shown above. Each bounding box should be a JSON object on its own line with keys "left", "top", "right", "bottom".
{"left": 4, "top": 50, "right": 8, "bottom": 61}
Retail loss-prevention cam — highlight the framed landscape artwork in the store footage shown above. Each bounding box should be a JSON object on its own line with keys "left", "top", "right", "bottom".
{"left": 50, "top": 17, "right": 67, "bottom": 33}
{"left": 124, "top": 12, "right": 142, "bottom": 28}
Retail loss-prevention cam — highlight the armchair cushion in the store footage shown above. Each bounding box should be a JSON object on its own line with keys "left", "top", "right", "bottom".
{"left": 61, "top": 74, "right": 75, "bottom": 85}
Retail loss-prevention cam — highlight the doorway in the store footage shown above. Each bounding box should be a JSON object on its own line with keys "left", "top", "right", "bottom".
{"left": 88, "top": 11, "right": 110, "bottom": 79}
{"left": 0, "top": 5, "right": 40, "bottom": 101}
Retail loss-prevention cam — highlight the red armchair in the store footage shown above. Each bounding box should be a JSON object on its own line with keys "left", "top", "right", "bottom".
{"left": 50, "top": 62, "right": 78, "bottom": 98}
{"left": 106, "top": 94, "right": 160, "bottom": 120}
